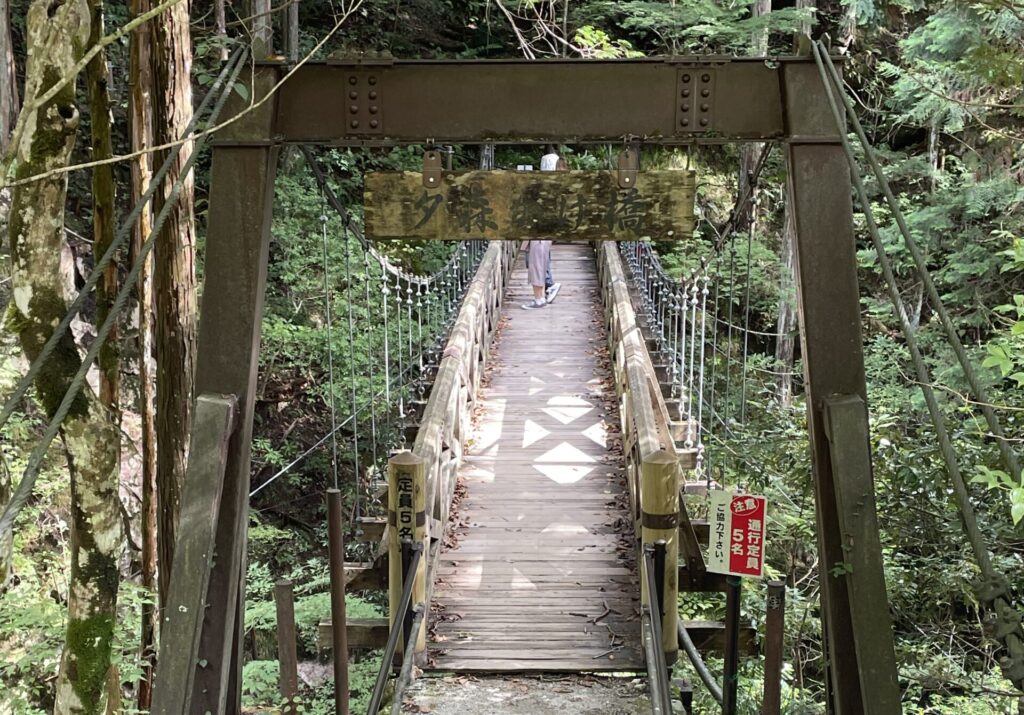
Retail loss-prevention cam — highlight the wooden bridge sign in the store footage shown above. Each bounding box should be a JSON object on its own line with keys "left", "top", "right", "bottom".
{"left": 364, "top": 170, "right": 695, "bottom": 241}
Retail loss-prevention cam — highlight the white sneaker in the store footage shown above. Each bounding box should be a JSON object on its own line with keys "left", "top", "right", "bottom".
{"left": 521, "top": 298, "right": 547, "bottom": 310}
{"left": 545, "top": 283, "right": 562, "bottom": 304}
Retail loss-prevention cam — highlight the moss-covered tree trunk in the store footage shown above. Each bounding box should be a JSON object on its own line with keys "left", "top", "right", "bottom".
{"left": 5, "top": 0, "right": 124, "bottom": 711}
{"left": 150, "top": 0, "right": 195, "bottom": 602}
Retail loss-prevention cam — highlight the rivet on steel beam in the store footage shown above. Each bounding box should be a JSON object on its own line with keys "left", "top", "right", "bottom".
{"left": 681, "top": 118, "right": 690, "bottom": 127}
{"left": 351, "top": 119, "right": 360, "bottom": 128}
{"left": 681, "top": 89, "right": 690, "bottom": 97}
{"left": 348, "top": 76, "right": 357, "bottom": 85}
{"left": 682, "top": 73, "right": 691, "bottom": 82}
{"left": 701, "top": 89, "right": 710, "bottom": 97}
{"left": 681, "top": 104, "right": 690, "bottom": 112}
{"left": 699, "top": 118, "right": 708, "bottom": 127}
{"left": 701, "top": 104, "right": 709, "bottom": 111}
{"left": 370, "top": 106, "right": 379, "bottom": 114}
{"left": 369, "top": 91, "right": 378, "bottom": 99}
{"left": 702, "top": 73, "right": 711, "bottom": 82}
{"left": 370, "top": 119, "right": 379, "bottom": 128}
{"left": 368, "top": 76, "right": 378, "bottom": 85}
{"left": 350, "top": 105, "right": 358, "bottom": 114}
{"left": 349, "top": 90, "right": 358, "bottom": 99}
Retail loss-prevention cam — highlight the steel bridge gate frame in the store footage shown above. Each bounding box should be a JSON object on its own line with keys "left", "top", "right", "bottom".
{"left": 152, "top": 56, "right": 901, "bottom": 715}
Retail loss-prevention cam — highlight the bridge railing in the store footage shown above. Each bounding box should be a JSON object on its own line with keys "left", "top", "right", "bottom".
{"left": 384, "top": 239, "right": 517, "bottom": 672}
{"left": 597, "top": 241, "right": 708, "bottom": 664}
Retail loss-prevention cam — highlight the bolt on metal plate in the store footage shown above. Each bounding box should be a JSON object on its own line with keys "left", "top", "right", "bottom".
{"left": 675, "top": 68, "right": 715, "bottom": 134}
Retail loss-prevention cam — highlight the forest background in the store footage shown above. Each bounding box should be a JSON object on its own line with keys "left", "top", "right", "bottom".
{"left": 0, "top": 0, "right": 1022, "bottom": 712}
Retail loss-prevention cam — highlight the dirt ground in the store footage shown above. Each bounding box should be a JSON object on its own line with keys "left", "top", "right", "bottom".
{"left": 401, "top": 673, "right": 651, "bottom": 714}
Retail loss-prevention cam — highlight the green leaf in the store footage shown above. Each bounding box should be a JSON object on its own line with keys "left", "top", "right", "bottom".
{"left": 1011, "top": 503, "right": 1024, "bottom": 526}
{"left": 233, "top": 82, "right": 250, "bottom": 101}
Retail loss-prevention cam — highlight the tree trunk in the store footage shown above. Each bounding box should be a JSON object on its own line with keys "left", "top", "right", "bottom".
{"left": 150, "top": 0, "right": 196, "bottom": 603}
{"left": 0, "top": 0, "right": 19, "bottom": 591}
{"left": 5, "top": 1, "right": 123, "bottom": 711}
{"left": 736, "top": 0, "right": 770, "bottom": 232}
{"left": 775, "top": 181, "right": 797, "bottom": 406}
{"left": 0, "top": 453, "right": 10, "bottom": 591}
{"left": 130, "top": 0, "right": 158, "bottom": 706}
{"left": 252, "top": 0, "right": 273, "bottom": 58}
{"left": 0, "top": 0, "right": 18, "bottom": 146}
{"left": 86, "top": 0, "right": 118, "bottom": 415}
{"left": 215, "top": 0, "right": 227, "bottom": 60}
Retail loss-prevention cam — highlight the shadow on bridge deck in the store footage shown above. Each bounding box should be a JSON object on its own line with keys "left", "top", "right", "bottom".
{"left": 427, "top": 243, "right": 644, "bottom": 672}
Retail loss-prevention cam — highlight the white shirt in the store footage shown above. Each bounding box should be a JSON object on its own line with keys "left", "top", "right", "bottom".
{"left": 540, "top": 153, "right": 559, "bottom": 171}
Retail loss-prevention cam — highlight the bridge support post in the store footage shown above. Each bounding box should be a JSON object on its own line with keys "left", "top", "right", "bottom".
{"left": 388, "top": 451, "right": 427, "bottom": 663}
{"left": 640, "top": 450, "right": 679, "bottom": 663}
{"left": 784, "top": 60, "right": 901, "bottom": 715}
{"left": 150, "top": 141, "right": 280, "bottom": 714}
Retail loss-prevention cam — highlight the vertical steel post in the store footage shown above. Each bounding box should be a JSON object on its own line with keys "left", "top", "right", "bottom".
{"left": 782, "top": 61, "right": 900, "bottom": 714}
{"left": 275, "top": 579, "right": 299, "bottom": 714}
{"left": 189, "top": 135, "right": 280, "bottom": 714}
{"left": 722, "top": 576, "right": 742, "bottom": 714}
{"left": 763, "top": 580, "right": 786, "bottom": 715}
{"left": 653, "top": 539, "right": 667, "bottom": 619}
{"left": 327, "top": 489, "right": 350, "bottom": 715}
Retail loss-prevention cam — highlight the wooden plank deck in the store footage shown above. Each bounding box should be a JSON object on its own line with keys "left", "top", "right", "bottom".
{"left": 427, "top": 243, "right": 643, "bottom": 673}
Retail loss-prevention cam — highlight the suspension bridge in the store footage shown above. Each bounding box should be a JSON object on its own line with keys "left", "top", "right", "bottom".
{"left": 1, "top": 43, "right": 1021, "bottom": 715}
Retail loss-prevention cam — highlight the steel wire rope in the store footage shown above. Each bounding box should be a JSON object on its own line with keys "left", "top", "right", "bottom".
{"left": 740, "top": 194, "right": 757, "bottom": 423}
{"left": 816, "top": 43, "right": 1022, "bottom": 484}
{"left": 722, "top": 235, "right": 738, "bottom": 475}
{"left": 320, "top": 187, "right": 340, "bottom": 490}
{"left": 812, "top": 41, "right": 1024, "bottom": 687}
{"left": 0, "top": 48, "right": 249, "bottom": 535}
{"left": 342, "top": 223, "right": 361, "bottom": 512}
{"left": 300, "top": 146, "right": 466, "bottom": 289}
{"left": 695, "top": 272, "right": 710, "bottom": 478}
{"left": 249, "top": 346, "right": 435, "bottom": 498}
{"left": 380, "top": 272, "right": 393, "bottom": 450}
{"left": 706, "top": 253, "right": 722, "bottom": 488}
{"left": 364, "top": 250, "right": 379, "bottom": 475}
{"left": 0, "top": 46, "right": 247, "bottom": 433}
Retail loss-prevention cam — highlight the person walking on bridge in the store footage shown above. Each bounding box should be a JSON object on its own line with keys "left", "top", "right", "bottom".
{"left": 522, "top": 146, "right": 564, "bottom": 310}
{"left": 522, "top": 238, "right": 552, "bottom": 310}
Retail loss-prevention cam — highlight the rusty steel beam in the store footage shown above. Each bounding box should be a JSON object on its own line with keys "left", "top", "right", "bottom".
{"left": 180, "top": 54, "right": 899, "bottom": 715}
{"left": 188, "top": 144, "right": 280, "bottom": 715}
{"left": 784, "top": 63, "right": 901, "bottom": 714}
{"left": 210, "top": 57, "right": 834, "bottom": 146}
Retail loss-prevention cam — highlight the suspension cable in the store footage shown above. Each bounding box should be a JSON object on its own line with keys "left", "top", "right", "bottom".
{"left": 342, "top": 222, "right": 361, "bottom": 511}
{"left": 0, "top": 48, "right": 249, "bottom": 536}
{"left": 320, "top": 186, "right": 340, "bottom": 491}
{"left": 813, "top": 40, "right": 1024, "bottom": 689}
{"left": 0, "top": 46, "right": 248, "bottom": 434}
{"left": 816, "top": 44, "right": 1021, "bottom": 484}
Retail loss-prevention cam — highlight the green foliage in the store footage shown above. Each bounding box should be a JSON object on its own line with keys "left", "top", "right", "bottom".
{"left": 578, "top": 0, "right": 814, "bottom": 54}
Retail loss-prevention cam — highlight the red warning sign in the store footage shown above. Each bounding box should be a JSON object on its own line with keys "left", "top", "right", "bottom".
{"left": 707, "top": 491, "right": 767, "bottom": 578}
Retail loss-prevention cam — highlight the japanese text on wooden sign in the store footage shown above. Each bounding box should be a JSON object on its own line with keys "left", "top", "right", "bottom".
{"left": 364, "top": 170, "right": 696, "bottom": 242}
{"left": 396, "top": 472, "right": 415, "bottom": 543}
{"left": 708, "top": 491, "right": 767, "bottom": 578}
